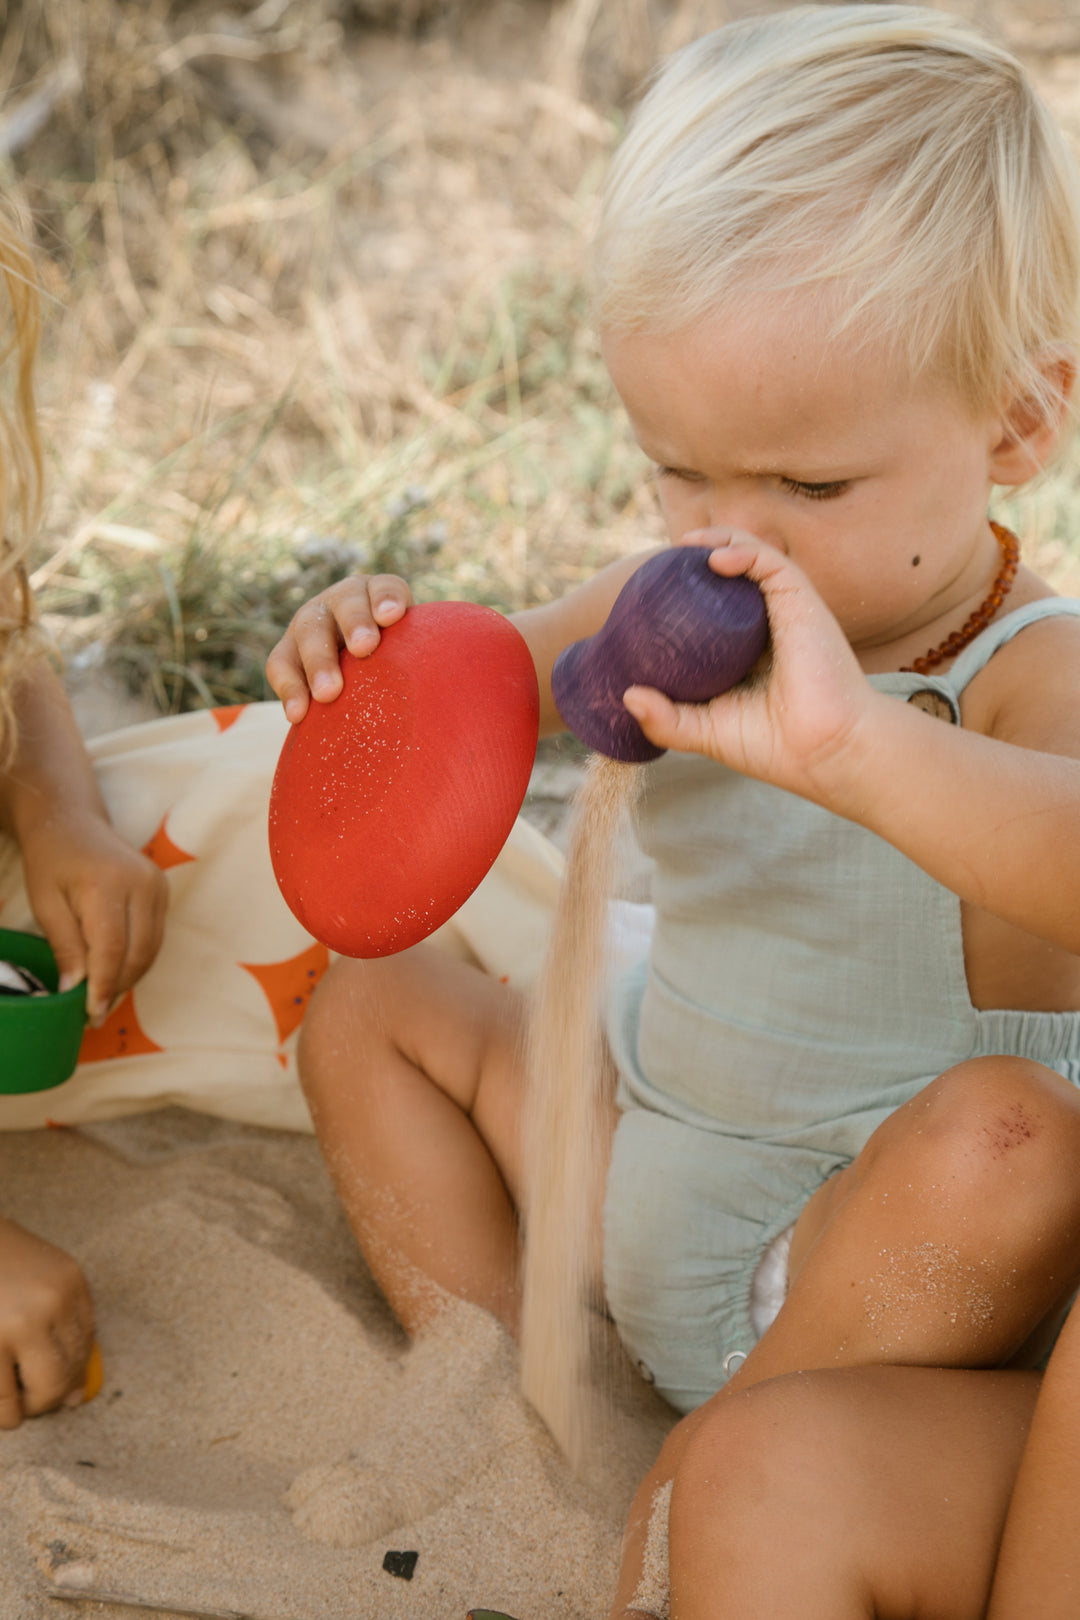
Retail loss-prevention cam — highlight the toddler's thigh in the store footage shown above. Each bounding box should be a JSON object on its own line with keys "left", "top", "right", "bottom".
{"left": 671, "top": 1365, "right": 1038, "bottom": 1620}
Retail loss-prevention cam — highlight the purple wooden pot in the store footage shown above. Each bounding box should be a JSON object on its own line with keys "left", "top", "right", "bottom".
{"left": 551, "top": 547, "right": 769, "bottom": 762}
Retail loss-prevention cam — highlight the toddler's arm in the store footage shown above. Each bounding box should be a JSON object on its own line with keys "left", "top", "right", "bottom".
{"left": 625, "top": 532, "right": 1080, "bottom": 957}
{"left": 0, "top": 1214, "right": 94, "bottom": 1428}
{"left": 266, "top": 549, "right": 662, "bottom": 735}
{"left": 0, "top": 658, "right": 166, "bottom": 1023}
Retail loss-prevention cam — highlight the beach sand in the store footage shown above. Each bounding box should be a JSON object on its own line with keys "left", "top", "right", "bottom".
{"left": 0, "top": 1106, "right": 673, "bottom": 1620}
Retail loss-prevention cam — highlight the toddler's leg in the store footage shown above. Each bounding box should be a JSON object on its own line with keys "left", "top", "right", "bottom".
{"left": 298, "top": 946, "right": 529, "bottom": 1336}
{"left": 988, "top": 1285, "right": 1080, "bottom": 1618}
{"left": 639, "top": 1365, "right": 1036, "bottom": 1620}
{"left": 613, "top": 1056, "right": 1080, "bottom": 1612}
{"left": 749, "top": 1057, "right": 1080, "bottom": 1385}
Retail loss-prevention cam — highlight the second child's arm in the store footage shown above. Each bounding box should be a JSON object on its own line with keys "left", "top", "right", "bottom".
{"left": 0, "top": 659, "right": 166, "bottom": 1022}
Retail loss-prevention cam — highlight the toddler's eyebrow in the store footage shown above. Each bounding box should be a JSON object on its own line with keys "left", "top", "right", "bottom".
{"left": 652, "top": 455, "right": 861, "bottom": 481}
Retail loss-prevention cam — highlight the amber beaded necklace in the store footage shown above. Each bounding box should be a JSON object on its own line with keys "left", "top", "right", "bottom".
{"left": 900, "top": 521, "right": 1020, "bottom": 675}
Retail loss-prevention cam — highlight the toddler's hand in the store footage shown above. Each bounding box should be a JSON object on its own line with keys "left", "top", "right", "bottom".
{"left": 267, "top": 574, "right": 413, "bottom": 723}
{"left": 18, "top": 808, "right": 167, "bottom": 1025}
{"left": 0, "top": 1217, "right": 95, "bottom": 1429}
{"left": 622, "top": 530, "right": 876, "bottom": 804}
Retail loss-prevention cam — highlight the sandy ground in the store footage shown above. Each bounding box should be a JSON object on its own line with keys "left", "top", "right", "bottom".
{"left": 4, "top": 4, "right": 1080, "bottom": 1618}
{"left": 0, "top": 1107, "right": 672, "bottom": 1620}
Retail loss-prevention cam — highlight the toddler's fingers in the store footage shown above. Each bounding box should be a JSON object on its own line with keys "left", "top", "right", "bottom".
{"left": 0, "top": 1351, "right": 22, "bottom": 1429}
{"left": 697, "top": 528, "right": 811, "bottom": 609}
{"left": 268, "top": 578, "right": 413, "bottom": 722}
{"left": 364, "top": 575, "right": 411, "bottom": 629}
{"left": 325, "top": 574, "right": 410, "bottom": 661}
{"left": 693, "top": 528, "right": 849, "bottom": 661}
{"left": 265, "top": 636, "right": 314, "bottom": 724}
{"left": 267, "top": 584, "right": 363, "bottom": 718}
{"left": 267, "top": 594, "right": 351, "bottom": 716}
{"left": 623, "top": 686, "right": 713, "bottom": 756}
{"left": 267, "top": 595, "right": 347, "bottom": 711}
{"left": 686, "top": 527, "right": 786, "bottom": 582}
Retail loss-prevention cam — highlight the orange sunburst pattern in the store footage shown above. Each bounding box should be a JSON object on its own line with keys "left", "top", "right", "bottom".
{"left": 79, "top": 991, "right": 165, "bottom": 1064}
{"left": 212, "top": 705, "right": 248, "bottom": 733}
{"left": 141, "top": 817, "right": 197, "bottom": 871}
{"left": 240, "top": 942, "right": 330, "bottom": 1046}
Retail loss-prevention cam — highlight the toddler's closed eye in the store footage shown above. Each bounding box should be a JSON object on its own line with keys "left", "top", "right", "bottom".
{"left": 781, "top": 477, "right": 851, "bottom": 501}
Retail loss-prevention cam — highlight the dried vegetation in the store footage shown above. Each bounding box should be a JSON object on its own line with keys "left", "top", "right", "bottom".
{"left": 1, "top": 0, "right": 1079, "bottom": 715}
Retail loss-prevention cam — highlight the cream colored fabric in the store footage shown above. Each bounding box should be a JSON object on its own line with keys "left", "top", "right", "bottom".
{"left": 0, "top": 702, "right": 582, "bottom": 1130}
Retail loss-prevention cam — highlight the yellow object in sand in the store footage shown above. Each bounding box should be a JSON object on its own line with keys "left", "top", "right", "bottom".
{"left": 82, "top": 1341, "right": 104, "bottom": 1403}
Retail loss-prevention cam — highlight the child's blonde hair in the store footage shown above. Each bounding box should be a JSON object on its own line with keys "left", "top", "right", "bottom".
{"left": 0, "top": 194, "right": 44, "bottom": 759}
{"left": 594, "top": 4, "right": 1080, "bottom": 420}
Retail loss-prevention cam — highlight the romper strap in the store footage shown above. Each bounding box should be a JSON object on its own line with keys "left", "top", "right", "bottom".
{"left": 947, "top": 597, "right": 1080, "bottom": 697}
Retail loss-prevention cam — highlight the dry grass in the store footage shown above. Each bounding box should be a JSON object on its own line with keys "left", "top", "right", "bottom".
{"left": 3, "top": 0, "right": 1080, "bottom": 713}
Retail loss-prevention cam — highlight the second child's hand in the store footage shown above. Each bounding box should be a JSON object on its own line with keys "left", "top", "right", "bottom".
{"left": 0, "top": 661, "right": 166, "bottom": 1025}
{"left": 0, "top": 1217, "right": 95, "bottom": 1429}
{"left": 18, "top": 808, "right": 166, "bottom": 1025}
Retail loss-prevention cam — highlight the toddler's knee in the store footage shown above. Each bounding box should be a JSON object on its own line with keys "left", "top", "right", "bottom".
{"left": 902, "top": 1057, "right": 1080, "bottom": 1214}
{"left": 297, "top": 955, "right": 398, "bottom": 1098}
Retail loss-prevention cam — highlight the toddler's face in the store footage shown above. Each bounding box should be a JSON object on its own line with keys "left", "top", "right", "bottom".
{"left": 603, "top": 296, "right": 1009, "bottom": 661}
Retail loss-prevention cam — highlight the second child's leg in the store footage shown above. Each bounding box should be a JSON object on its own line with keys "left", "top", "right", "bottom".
{"left": 298, "top": 947, "right": 531, "bottom": 1336}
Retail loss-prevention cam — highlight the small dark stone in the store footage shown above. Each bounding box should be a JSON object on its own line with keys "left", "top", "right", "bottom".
{"left": 76, "top": 1459, "right": 96, "bottom": 1468}
{"left": 383, "top": 1549, "right": 419, "bottom": 1581}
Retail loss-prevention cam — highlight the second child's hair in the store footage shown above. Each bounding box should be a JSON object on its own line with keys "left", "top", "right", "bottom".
{"left": 593, "top": 4, "right": 1080, "bottom": 420}
{"left": 0, "top": 195, "right": 45, "bottom": 760}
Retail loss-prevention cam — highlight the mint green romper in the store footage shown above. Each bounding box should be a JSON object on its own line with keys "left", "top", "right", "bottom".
{"left": 603, "top": 598, "right": 1080, "bottom": 1414}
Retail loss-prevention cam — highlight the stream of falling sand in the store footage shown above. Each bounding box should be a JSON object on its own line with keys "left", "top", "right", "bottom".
{"left": 521, "top": 753, "right": 643, "bottom": 1472}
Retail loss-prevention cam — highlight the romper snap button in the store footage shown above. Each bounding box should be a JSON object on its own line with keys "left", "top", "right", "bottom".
{"left": 723, "top": 1349, "right": 748, "bottom": 1376}
{"left": 907, "top": 688, "right": 956, "bottom": 723}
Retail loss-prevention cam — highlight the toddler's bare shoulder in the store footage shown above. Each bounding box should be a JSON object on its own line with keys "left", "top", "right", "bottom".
{"left": 960, "top": 601, "right": 1080, "bottom": 750}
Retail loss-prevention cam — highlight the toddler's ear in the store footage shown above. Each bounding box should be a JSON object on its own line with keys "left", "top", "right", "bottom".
{"left": 990, "top": 347, "right": 1077, "bottom": 485}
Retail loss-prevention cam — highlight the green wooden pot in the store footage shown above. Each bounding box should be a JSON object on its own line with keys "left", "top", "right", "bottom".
{"left": 0, "top": 928, "right": 87, "bottom": 1093}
